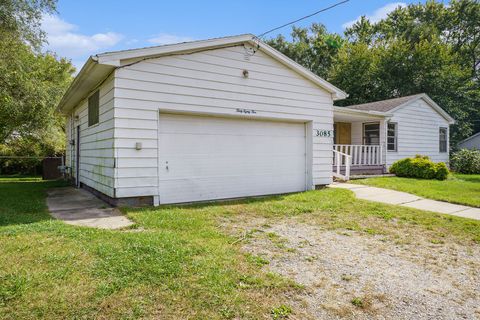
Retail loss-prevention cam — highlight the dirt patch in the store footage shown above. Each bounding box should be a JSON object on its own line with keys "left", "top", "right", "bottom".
{"left": 221, "top": 216, "right": 480, "bottom": 319}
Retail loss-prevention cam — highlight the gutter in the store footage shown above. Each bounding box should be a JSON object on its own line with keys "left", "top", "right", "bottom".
{"left": 57, "top": 56, "right": 97, "bottom": 113}
{"left": 333, "top": 106, "right": 392, "bottom": 118}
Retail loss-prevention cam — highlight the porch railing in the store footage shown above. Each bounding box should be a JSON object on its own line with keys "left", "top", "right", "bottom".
{"left": 333, "top": 144, "right": 383, "bottom": 166}
{"left": 332, "top": 149, "right": 351, "bottom": 181}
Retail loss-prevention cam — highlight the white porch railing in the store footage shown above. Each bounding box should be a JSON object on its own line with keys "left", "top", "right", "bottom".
{"left": 333, "top": 144, "right": 383, "bottom": 166}
{"left": 332, "top": 149, "right": 352, "bottom": 181}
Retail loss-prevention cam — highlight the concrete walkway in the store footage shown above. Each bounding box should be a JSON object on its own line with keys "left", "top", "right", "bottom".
{"left": 329, "top": 183, "right": 480, "bottom": 220}
{"left": 46, "top": 187, "right": 134, "bottom": 229}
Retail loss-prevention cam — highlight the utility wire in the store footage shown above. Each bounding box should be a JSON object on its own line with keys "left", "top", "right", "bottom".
{"left": 256, "top": 0, "right": 350, "bottom": 39}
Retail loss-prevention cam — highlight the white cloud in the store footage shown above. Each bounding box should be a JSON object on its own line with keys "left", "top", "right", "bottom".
{"left": 342, "top": 2, "right": 407, "bottom": 29}
{"left": 147, "top": 33, "right": 194, "bottom": 45}
{"left": 41, "top": 14, "right": 123, "bottom": 58}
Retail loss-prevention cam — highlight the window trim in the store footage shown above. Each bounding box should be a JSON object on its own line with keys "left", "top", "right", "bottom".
{"left": 439, "top": 127, "right": 448, "bottom": 153}
{"left": 88, "top": 90, "right": 100, "bottom": 127}
{"left": 387, "top": 122, "right": 398, "bottom": 152}
{"left": 362, "top": 122, "right": 380, "bottom": 145}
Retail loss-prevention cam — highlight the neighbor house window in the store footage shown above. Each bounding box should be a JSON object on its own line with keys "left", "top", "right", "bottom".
{"left": 363, "top": 123, "right": 380, "bottom": 145}
{"left": 439, "top": 127, "right": 448, "bottom": 153}
{"left": 387, "top": 122, "right": 397, "bottom": 151}
{"left": 88, "top": 90, "right": 100, "bottom": 126}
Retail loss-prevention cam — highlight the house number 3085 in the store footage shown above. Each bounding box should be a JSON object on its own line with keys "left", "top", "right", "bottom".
{"left": 314, "top": 129, "right": 333, "bottom": 137}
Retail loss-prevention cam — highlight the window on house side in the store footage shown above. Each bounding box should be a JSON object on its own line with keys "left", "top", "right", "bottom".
{"left": 387, "top": 122, "right": 397, "bottom": 151}
{"left": 363, "top": 123, "right": 380, "bottom": 145}
{"left": 439, "top": 127, "right": 448, "bottom": 153}
{"left": 88, "top": 90, "right": 100, "bottom": 126}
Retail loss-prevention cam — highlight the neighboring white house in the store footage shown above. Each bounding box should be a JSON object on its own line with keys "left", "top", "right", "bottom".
{"left": 457, "top": 132, "right": 480, "bottom": 150}
{"left": 58, "top": 34, "right": 347, "bottom": 206}
{"left": 333, "top": 93, "right": 455, "bottom": 173}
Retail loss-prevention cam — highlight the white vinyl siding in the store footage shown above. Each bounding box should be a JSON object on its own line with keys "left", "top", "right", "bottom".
{"left": 113, "top": 45, "right": 335, "bottom": 199}
{"left": 67, "top": 74, "right": 115, "bottom": 197}
{"left": 386, "top": 99, "right": 450, "bottom": 167}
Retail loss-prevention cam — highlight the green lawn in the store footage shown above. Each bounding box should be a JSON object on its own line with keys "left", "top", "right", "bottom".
{"left": 352, "top": 174, "right": 480, "bottom": 207}
{"left": 1, "top": 177, "right": 480, "bottom": 319}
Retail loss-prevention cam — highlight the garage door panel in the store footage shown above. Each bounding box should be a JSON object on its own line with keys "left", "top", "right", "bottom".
{"left": 159, "top": 114, "right": 305, "bottom": 136}
{"left": 158, "top": 113, "right": 306, "bottom": 204}
{"left": 159, "top": 135, "right": 306, "bottom": 155}
{"left": 159, "top": 174, "right": 306, "bottom": 204}
{"left": 159, "top": 155, "right": 306, "bottom": 177}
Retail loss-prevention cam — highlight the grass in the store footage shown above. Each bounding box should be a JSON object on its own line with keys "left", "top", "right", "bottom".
{"left": 0, "top": 177, "right": 299, "bottom": 319}
{"left": 1, "top": 176, "right": 480, "bottom": 319}
{"left": 351, "top": 173, "right": 480, "bottom": 207}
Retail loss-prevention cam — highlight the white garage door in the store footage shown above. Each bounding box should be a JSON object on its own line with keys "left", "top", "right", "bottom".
{"left": 158, "top": 113, "right": 307, "bottom": 204}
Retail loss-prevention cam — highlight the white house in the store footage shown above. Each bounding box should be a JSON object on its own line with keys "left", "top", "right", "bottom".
{"left": 457, "top": 132, "right": 480, "bottom": 150}
{"left": 59, "top": 34, "right": 347, "bottom": 206}
{"left": 332, "top": 93, "right": 455, "bottom": 177}
{"left": 58, "top": 34, "right": 454, "bottom": 206}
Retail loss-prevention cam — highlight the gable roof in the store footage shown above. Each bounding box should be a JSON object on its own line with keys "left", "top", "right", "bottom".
{"left": 344, "top": 93, "right": 455, "bottom": 124}
{"left": 58, "top": 34, "right": 347, "bottom": 113}
{"left": 458, "top": 131, "right": 480, "bottom": 145}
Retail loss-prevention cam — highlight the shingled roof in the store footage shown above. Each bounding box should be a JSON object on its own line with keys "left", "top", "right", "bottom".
{"left": 341, "top": 93, "right": 455, "bottom": 124}
{"left": 345, "top": 94, "right": 425, "bottom": 112}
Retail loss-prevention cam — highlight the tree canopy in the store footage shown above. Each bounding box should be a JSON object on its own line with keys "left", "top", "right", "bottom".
{"left": 0, "top": 0, "right": 74, "bottom": 173}
{"left": 268, "top": 0, "right": 480, "bottom": 143}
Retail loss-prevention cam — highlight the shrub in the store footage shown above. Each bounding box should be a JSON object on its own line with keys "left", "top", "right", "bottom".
{"left": 389, "top": 155, "right": 449, "bottom": 180}
{"left": 450, "top": 149, "right": 480, "bottom": 174}
{"left": 435, "top": 162, "right": 449, "bottom": 180}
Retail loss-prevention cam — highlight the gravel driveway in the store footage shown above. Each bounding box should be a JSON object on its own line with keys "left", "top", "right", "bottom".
{"left": 221, "top": 216, "right": 480, "bottom": 319}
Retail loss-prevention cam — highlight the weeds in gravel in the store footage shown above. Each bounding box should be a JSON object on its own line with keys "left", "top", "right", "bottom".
{"left": 271, "top": 304, "right": 292, "bottom": 319}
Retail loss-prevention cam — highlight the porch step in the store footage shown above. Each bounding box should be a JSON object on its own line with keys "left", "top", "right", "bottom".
{"left": 332, "top": 165, "right": 385, "bottom": 176}
{"left": 350, "top": 174, "right": 395, "bottom": 179}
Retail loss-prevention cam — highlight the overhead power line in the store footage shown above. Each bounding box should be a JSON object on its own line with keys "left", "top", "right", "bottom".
{"left": 256, "top": 0, "right": 350, "bottom": 39}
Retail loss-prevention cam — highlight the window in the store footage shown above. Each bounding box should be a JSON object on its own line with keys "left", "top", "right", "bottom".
{"left": 387, "top": 122, "right": 397, "bottom": 151}
{"left": 439, "top": 127, "right": 448, "bottom": 153}
{"left": 363, "top": 123, "right": 380, "bottom": 145}
{"left": 88, "top": 90, "right": 99, "bottom": 126}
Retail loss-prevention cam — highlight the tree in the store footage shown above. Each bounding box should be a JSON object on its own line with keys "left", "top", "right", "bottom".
{"left": 0, "top": 0, "right": 74, "bottom": 174}
{"left": 267, "top": 23, "right": 344, "bottom": 78}
{"left": 0, "top": 36, "right": 74, "bottom": 144}
{"left": 269, "top": 0, "right": 480, "bottom": 143}
{"left": 0, "top": 0, "right": 56, "bottom": 49}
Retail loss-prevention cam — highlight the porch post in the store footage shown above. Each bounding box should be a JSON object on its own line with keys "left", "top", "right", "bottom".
{"left": 379, "top": 119, "right": 387, "bottom": 166}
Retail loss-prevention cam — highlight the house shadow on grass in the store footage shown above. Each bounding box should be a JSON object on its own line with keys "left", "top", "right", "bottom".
{"left": 0, "top": 179, "right": 68, "bottom": 227}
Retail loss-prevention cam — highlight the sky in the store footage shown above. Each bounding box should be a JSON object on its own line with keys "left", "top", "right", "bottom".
{"left": 42, "top": 0, "right": 438, "bottom": 70}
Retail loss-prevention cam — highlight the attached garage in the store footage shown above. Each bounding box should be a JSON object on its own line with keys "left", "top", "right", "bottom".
{"left": 158, "top": 113, "right": 307, "bottom": 204}
{"left": 59, "top": 34, "right": 347, "bottom": 206}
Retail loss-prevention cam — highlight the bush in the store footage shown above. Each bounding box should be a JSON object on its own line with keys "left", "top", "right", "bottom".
{"left": 435, "top": 162, "right": 449, "bottom": 180}
{"left": 389, "top": 155, "right": 449, "bottom": 180}
{"left": 450, "top": 149, "right": 480, "bottom": 174}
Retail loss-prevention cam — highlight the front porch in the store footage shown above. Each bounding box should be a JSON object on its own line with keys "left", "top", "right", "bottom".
{"left": 332, "top": 107, "right": 390, "bottom": 180}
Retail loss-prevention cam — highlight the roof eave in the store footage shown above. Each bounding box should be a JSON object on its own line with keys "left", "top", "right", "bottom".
{"left": 57, "top": 56, "right": 96, "bottom": 114}
{"left": 57, "top": 34, "right": 348, "bottom": 114}
{"left": 57, "top": 57, "right": 116, "bottom": 114}
{"left": 95, "top": 34, "right": 348, "bottom": 100}
{"left": 334, "top": 106, "right": 391, "bottom": 118}
{"left": 255, "top": 41, "right": 348, "bottom": 100}
{"left": 458, "top": 131, "right": 480, "bottom": 144}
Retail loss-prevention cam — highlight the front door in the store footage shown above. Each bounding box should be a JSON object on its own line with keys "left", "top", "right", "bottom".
{"left": 334, "top": 122, "right": 351, "bottom": 144}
